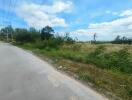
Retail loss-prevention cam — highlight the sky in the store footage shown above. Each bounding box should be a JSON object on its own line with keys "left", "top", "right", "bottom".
{"left": 0, "top": 0, "right": 132, "bottom": 41}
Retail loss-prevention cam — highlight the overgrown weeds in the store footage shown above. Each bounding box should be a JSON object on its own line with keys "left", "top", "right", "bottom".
{"left": 17, "top": 43, "right": 132, "bottom": 100}
{"left": 86, "top": 46, "right": 132, "bottom": 74}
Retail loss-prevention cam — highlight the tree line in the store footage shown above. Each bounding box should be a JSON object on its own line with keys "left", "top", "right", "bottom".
{"left": 112, "top": 35, "right": 132, "bottom": 44}
{"left": 0, "top": 25, "right": 132, "bottom": 45}
{"left": 0, "top": 25, "right": 74, "bottom": 48}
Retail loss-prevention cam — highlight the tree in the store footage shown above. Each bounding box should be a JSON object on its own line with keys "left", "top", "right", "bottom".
{"left": 113, "top": 35, "right": 121, "bottom": 44}
{"left": 15, "top": 28, "right": 32, "bottom": 43}
{"left": 41, "top": 26, "right": 54, "bottom": 40}
{"left": 29, "top": 27, "right": 40, "bottom": 41}
{"left": 112, "top": 35, "right": 132, "bottom": 44}
{"left": 29, "top": 27, "right": 37, "bottom": 33}
{"left": 0, "top": 25, "right": 14, "bottom": 41}
{"left": 64, "top": 33, "right": 74, "bottom": 44}
{"left": 115, "top": 35, "right": 120, "bottom": 41}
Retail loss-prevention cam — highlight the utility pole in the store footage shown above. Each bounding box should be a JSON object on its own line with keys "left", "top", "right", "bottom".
{"left": 11, "top": 27, "right": 13, "bottom": 42}
{"left": 4, "top": 21, "right": 12, "bottom": 42}
{"left": 6, "top": 32, "right": 9, "bottom": 42}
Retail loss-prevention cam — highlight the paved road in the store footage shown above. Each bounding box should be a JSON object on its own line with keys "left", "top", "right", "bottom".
{"left": 0, "top": 43, "right": 107, "bottom": 100}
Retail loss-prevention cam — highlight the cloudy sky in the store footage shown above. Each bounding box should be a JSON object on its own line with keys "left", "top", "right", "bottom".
{"left": 0, "top": 0, "right": 132, "bottom": 41}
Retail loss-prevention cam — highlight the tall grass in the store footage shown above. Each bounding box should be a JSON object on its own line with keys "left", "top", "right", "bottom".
{"left": 86, "top": 46, "right": 132, "bottom": 74}
{"left": 19, "top": 43, "right": 132, "bottom": 74}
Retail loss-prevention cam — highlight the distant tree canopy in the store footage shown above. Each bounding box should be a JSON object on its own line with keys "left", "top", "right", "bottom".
{"left": 0, "top": 25, "right": 13, "bottom": 38}
{"left": 41, "top": 26, "right": 54, "bottom": 40}
{"left": 112, "top": 35, "right": 132, "bottom": 44}
{"left": 15, "top": 28, "right": 34, "bottom": 43}
{"left": 0, "top": 25, "right": 75, "bottom": 47}
{"left": 63, "top": 33, "right": 75, "bottom": 44}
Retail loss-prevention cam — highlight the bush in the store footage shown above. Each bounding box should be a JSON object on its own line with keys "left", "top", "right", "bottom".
{"left": 34, "top": 37, "right": 64, "bottom": 49}
{"left": 86, "top": 46, "right": 132, "bottom": 74}
{"left": 15, "top": 29, "right": 40, "bottom": 43}
{"left": 108, "top": 48, "right": 132, "bottom": 73}
{"left": 86, "top": 46, "right": 106, "bottom": 68}
{"left": 71, "top": 44, "right": 81, "bottom": 51}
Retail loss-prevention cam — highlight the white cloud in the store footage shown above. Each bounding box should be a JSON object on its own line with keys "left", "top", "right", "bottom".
{"left": 16, "top": 1, "right": 72, "bottom": 29}
{"left": 105, "top": 10, "right": 118, "bottom": 16}
{"left": 120, "top": 9, "right": 132, "bottom": 17}
{"left": 72, "top": 9, "right": 132, "bottom": 41}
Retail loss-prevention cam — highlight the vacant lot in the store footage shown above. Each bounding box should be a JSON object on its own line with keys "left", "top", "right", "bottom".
{"left": 17, "top": 43, "right": 132, "bottom": 100}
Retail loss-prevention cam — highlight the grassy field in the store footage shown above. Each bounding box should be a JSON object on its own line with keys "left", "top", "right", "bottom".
{"left": 17, "top": 43, "right": 132, "bottom": 100}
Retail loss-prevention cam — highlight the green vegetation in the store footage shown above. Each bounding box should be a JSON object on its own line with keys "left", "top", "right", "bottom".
{"left": 87, "top": 46, "right": 132, "bottom": 74}
{"left": 0, "top": 26, "right": 132, "bottom": 100}
{"left": 21, "top": 43, "right": 132, "bottom": 74}
{"left": 112, "top": 35, "right": 132, "bottom": 44}
{"left": 18, "top": 43, "right": 132, "bottom": 100}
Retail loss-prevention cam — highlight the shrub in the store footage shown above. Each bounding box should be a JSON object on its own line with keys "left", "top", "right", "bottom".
{"left": 15, "top": 29, "right": 40, "bottom": 43}
{"left": 86, "top": 46, "right": 106, "bottom": 68}
{"left": 108, "top": 48, "right": 132, "bottom": 73}
{"left": 71, "top": 44, "right": 81, "bottom": 51}
{"left": 86, "top": 46, "right": 132, "bottom": 74}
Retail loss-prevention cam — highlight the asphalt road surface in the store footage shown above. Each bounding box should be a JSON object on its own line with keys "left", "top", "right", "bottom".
{"left": 0, "top": 43, "right": 107, "bottom": 100}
